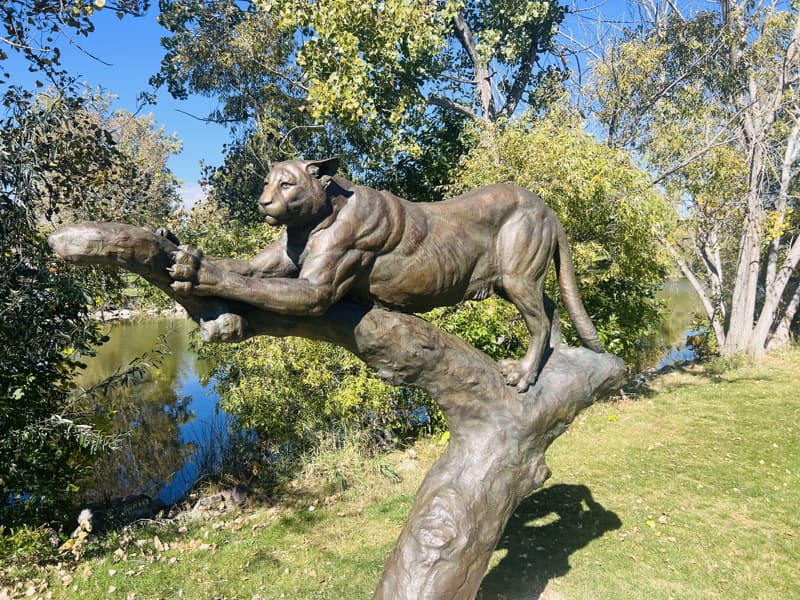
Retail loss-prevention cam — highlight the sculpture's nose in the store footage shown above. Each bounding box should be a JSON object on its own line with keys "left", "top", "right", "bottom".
{"left": 257, "top": 189, "right": 271, "bottom": 212}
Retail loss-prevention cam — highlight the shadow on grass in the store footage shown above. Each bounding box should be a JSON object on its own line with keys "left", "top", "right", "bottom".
{"left": 478, "top": 484, "right": 621, "bottom": 600}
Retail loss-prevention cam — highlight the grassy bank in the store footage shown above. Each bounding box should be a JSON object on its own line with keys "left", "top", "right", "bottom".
{"left": 3, "top": 348, "right": 798, "bottom": 599}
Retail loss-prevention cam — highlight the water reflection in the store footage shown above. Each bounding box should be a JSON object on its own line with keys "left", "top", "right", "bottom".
{"left": 656, "top": 279, "right": 703, "bottom": 368}
{"left": 76, "top": 319, "right": 224, "bottom": 505}
{"left": 73, "top": 281, "right": 701, "bottom": 505}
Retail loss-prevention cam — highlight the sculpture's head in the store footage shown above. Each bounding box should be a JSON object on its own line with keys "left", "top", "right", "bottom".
{"left": 257, "top": 158, "right": 339, "bottom": 227}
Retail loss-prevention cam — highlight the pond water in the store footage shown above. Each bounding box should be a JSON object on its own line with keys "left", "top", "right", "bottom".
{"left": 79, "top": 280, "right": 703, "bottom": 505}
{"left": 655, "top": 278, "right": 704, "bottom": 368}
{"left": 77, "top": 319, "right": 225, "bottom": 506}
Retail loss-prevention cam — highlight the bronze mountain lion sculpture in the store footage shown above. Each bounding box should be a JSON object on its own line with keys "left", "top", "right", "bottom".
{"left": 167, "top": 158, "right": 603, "bottom": 391}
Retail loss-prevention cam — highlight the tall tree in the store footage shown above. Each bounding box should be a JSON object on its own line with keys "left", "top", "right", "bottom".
{"left": 591, "top": 0, "right": 800, "bottom": 356}
{"left": 154, "top": 0, "right": 569, "bottom": 173}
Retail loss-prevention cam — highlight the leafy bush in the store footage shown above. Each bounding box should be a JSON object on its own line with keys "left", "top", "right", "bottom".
{"left": 207, "top": 335, "right": 435, "bottom": 456}
{"left": 451, "top": 110, "right": 671, "bottom": 368}
{"left": 0, "top": 192, "right": 115, "bottom": 528}
{"left": 0, "top": 525, "right": 59, "bottom": 566}
{"left": 1, "top": 90, "right": 181, "bottom": 529}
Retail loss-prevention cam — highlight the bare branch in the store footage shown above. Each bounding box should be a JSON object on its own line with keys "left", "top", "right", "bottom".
{"left": 277, "top": 124, "right": 325, "bottom": 154}
{"left": 660, "top": 235, "right": 727, "bottom": 345}
{"left": 175, "top": 109, "right": 241, "bottom": 124}
{"left": 424, "top": 94, "right": 481, "bottom": 122}
{"left": 691, "top": 231, "right": 725, "bottom": 316}
{"left": 635, "top": 29, "right": 728, "bottom": 122}
{"left": 256, "top": 62, "right": 310, "bottom": 93}
{"left": 0, "top": 35, "right": 46, "bottom": 53}
{"left": 651, "top": 137, "right": 737, "bottom": 185}
{"left": 558, "top": 30, "right": 602, "bottom": 61}
{"left": 451, "top": 10, "right": 495, "bottom": 120}
{"left": 451, "top": 11, "right": 483, "bottom": 79}
{"left": 665, "top": 0, "right": 686, "bottom": 22}
{"left": 497, "top": 38, "right": 540, "bottom": 120}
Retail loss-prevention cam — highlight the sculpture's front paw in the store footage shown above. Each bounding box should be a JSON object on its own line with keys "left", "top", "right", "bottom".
{"left": 498, "top": 359, "right": 536, "bottom": 393}
{"left": 168, "top": 244, "right": 205, "bottom": 293}
{"left": 199, "top": 313, "right": 249, "bottom": 343}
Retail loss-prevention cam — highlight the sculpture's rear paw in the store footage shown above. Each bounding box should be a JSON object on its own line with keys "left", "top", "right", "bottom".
{"left": 498, "top": 359, "right": 536, "bottom": 393}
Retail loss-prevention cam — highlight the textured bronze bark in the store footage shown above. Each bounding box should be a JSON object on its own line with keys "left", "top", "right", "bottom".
{"left": 49, "top": 222, "right": 624, "bottom": 599}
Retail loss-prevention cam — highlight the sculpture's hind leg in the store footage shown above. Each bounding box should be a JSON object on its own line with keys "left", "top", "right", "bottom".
{"left": 498, "top": 276, "right": 550, "bottom": 392}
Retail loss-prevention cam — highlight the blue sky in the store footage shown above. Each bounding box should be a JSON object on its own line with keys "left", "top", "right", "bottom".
{"left": 5, "top": 5, "right": 228, "bottom": 207}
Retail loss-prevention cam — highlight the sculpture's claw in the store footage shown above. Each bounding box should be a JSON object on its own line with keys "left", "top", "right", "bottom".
{"left": 516, "top": 379, "right": 533, "bottom": 393}
{"left": 170, "top": 281, "right": 194, "bottom": 294}
{"left": 168, "top": 263, "right": 196, "bottom": 280}
{"left": 168, "top": 244, "right": 204, "bottom": 289}
{"left": 155, "top": 227, "right": 180, "bottom": 246}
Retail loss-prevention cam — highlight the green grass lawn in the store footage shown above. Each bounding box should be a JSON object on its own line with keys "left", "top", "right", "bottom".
{"left": 482, "top": 347, "right": 799, "bottom": 599}
{"left": 3, "top": 347, "right": 798, "bottom": 599}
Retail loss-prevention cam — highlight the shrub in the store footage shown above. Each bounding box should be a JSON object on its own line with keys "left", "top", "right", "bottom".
{"left": 450, "top": 110, "right": 671, "bottom": 368}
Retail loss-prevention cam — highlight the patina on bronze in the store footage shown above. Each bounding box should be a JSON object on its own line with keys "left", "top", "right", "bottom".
{"left": 165, "top": 158, "right": 603, "bottom": 392}
{"left": 49, "top": 159, "right": 625, "bottom": 600}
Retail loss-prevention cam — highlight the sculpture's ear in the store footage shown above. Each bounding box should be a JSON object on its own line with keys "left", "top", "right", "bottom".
{"left": 306, "top": 157, "right": 339, "bottom": 188}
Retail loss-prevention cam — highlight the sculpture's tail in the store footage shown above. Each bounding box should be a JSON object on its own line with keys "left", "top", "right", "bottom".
{"left": 554, "top": 223, "right": 604, "bottom": 353}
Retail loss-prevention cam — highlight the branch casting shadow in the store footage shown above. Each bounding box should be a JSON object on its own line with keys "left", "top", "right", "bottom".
{"left": 478, "top": 484, "right": 622, "bottom": 599}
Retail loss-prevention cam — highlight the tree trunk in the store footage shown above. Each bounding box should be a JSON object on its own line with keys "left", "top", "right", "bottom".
{"left": 725, "top": 210, "right": 760, "bottom": 355}
{"left": 49, "top": 222, "right": 625, "bottom": 599}
{"left": 750, "top": 238, "right": 800, "bottom": 356}
{"left": 372, "top": 346, "right": 622, "bottom": 599}
{"left": 767, "top": 280, "right": 800, "bottom": 351}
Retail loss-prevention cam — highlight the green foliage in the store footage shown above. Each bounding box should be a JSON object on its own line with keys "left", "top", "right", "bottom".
{"left": 155, "top": 0, "right": 569, "bottom": 181}
{"left": 205, "top": 334, "right": 434, "bottom": 456}
{"left": 2, "top": 92, "right": 181, "bottom": 228}
{"left": 704, "top": 353, "right": 752, "bottom": 380}
{"left": 0, "top": 182, "right": 114, "bottom": 527}
{"left": 1, "top": 10, "right": 179, "bottom": 525}
{"left": 178, "top": 196, "right": 279, "bottom": 257}
{"left": 589, "top": 4, "right": 800, "bottom": 356}
{"left": 451, "top": 110, "right": 671, "bottom": 367}
{"left": 427, "top": 298, "right": 529, "bottom": 362}
{"left": 0, "top": 524, "right": 60, "bottom": 566}
{"left": 373, "top": 109, "right": 478, "bottom": 203}
{"left": 290, "top": 430, "right": 404, "bottom": 498}
{"left": 103, "top": 110, "right": 183, "bottom": 227}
